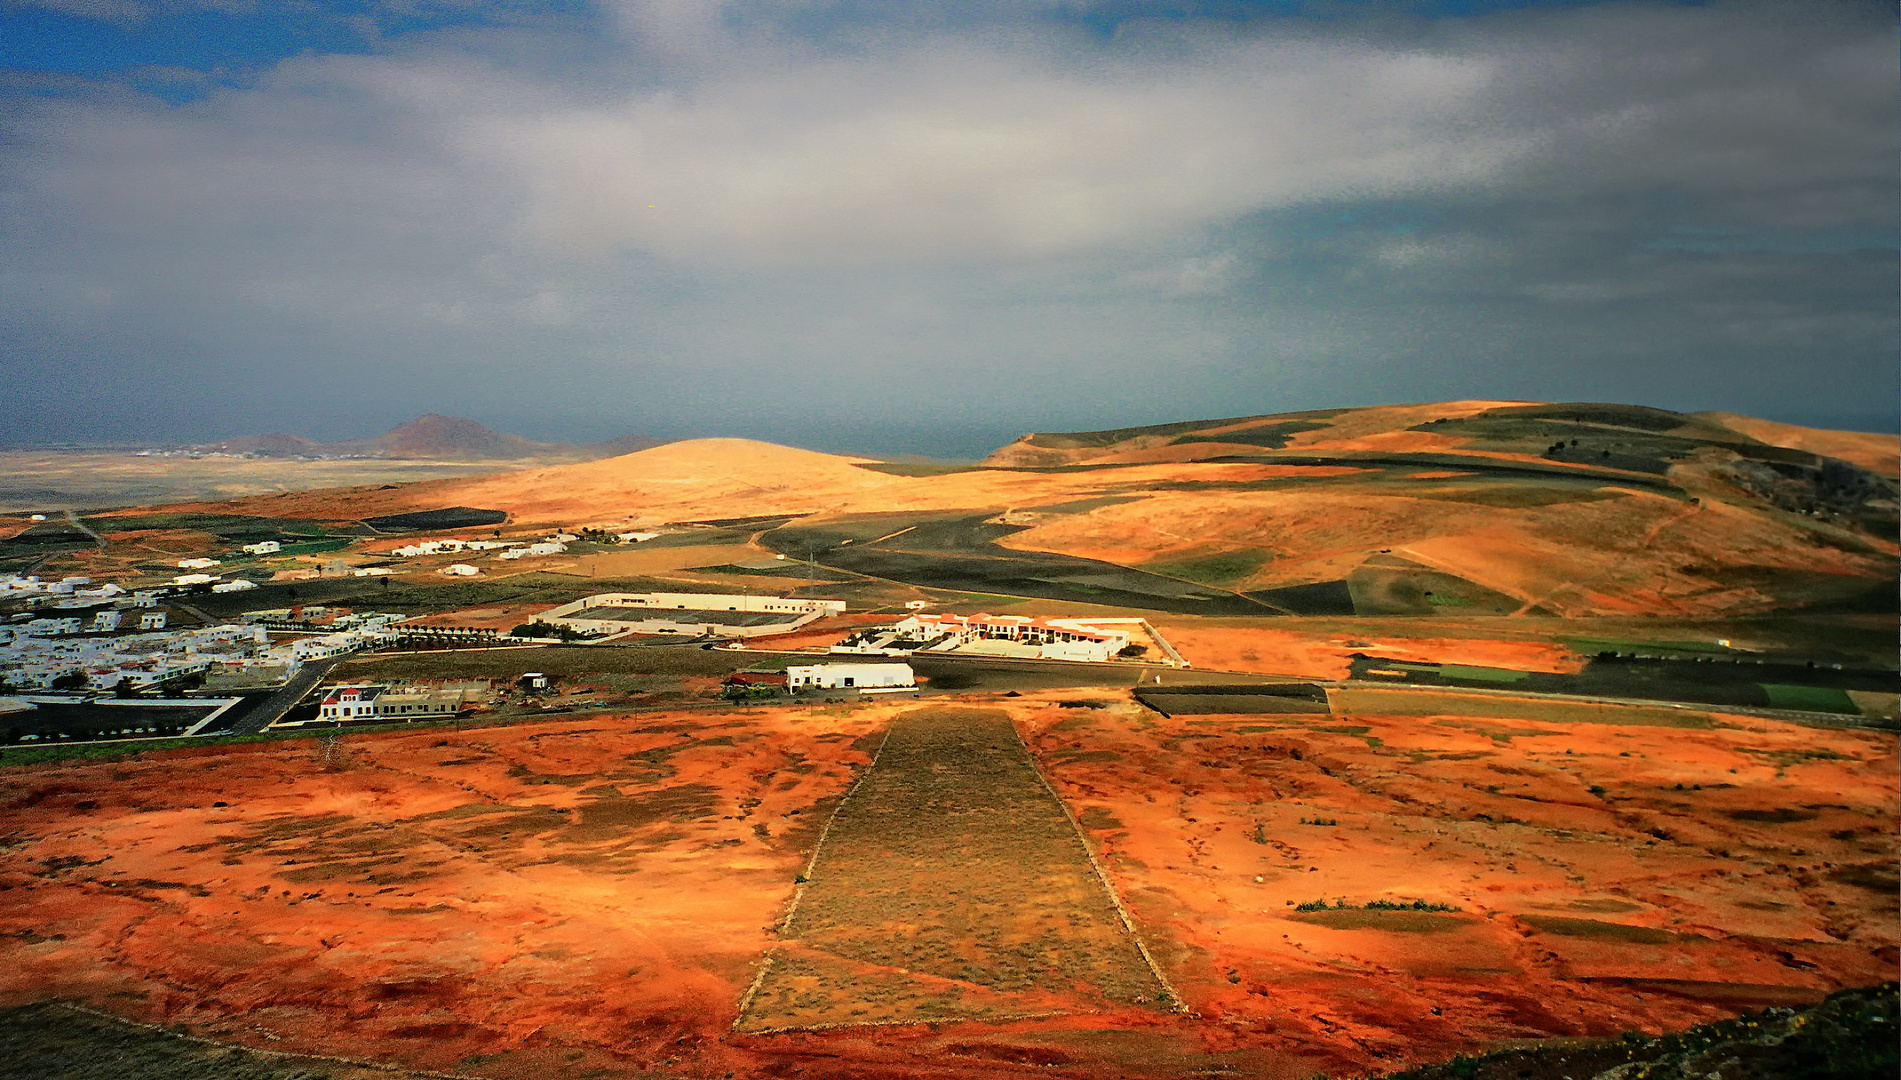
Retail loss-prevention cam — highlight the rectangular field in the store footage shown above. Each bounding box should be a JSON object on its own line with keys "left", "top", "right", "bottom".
{"left": 738, "top": 706, "right": 1168, "bottom": 1031}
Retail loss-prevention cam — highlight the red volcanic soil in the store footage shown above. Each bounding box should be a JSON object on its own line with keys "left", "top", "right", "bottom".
{"left": 1153, "top": 621, "right": 1591, "bottom": 681}
{"left": 1025, "top": 699, "right": 1899, "bottom": 1067}
{"left": 0, "top": 697, "right": 1892, "bottom": 1080}
{"left": 0, "top": 708, "right": 892, "bottom": 1078}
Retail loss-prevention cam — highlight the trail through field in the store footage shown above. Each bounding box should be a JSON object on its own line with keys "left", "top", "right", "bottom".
{"left": 736, "top": 707, "right": 1172, "bottom": 1032}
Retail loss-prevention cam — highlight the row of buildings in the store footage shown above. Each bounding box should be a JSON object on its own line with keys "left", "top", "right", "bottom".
{"left": 0, "top": 607, "right": 412, "bottom": 693}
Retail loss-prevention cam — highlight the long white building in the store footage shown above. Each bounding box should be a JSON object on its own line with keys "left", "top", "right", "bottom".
{"left": 540, "top": 592, "right": 846, "bottom": 639}
{"left": 785, "top": 663, "right": 915, "bottom": 692}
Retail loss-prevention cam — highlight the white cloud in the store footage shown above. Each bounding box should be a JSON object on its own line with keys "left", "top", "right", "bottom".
{"left": 458, "top": 40, "right": 1530, "bottom": 265}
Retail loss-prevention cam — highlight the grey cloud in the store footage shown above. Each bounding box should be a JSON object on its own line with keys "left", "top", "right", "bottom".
{"left": 0, "top": 0, "right": 1893, "bottom": 451}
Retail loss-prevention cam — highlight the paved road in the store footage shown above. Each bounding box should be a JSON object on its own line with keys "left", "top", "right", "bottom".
{"left": 219, "top": 656, "right": 348, "bottom": 736}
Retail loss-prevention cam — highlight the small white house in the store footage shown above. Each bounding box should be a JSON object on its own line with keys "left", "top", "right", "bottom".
{"left": 241, "top": 540, "right": 282, "bottom": 556}
{"left": 785, "top": 663, "right": 916, "bottom": 693}
{"left": 498, "top": 542, "right": 566, "bottom": 560}
{"left": 211, "top": 579, "right": 258, "bottom": 593}
{"left": 441, "top": 564, "right": 481, "bottom": 576}
{"left": 139, "top": 611, "right": 168, "bottom": 630}
{"left": 92, "top": 610, "right": 123, "bottom": 631}
{"left": 177, "top": 558, "right": 222, "bottom": 570}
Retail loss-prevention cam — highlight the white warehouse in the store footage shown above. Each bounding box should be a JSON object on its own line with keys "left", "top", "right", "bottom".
{"left": 785, "top": 663, "right": 915, "bottom": 693}
{"left": 540, "top": 592, "right": 847, "bottom": 639}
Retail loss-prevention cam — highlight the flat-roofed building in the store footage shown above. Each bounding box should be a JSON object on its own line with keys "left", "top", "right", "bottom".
{"left": 786, "top": 663, "right": 915, "bottom": 693}
{"left": 539, "top": 592, "right": 846, "bottom": 639}
{"left": 314, "top": 683, "right": 468, "bottom": 723}
{"left": 832, "top": 612, "right": 1139, "bottom": 663}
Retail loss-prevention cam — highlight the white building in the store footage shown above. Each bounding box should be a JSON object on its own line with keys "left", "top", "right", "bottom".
{"left": 440, "top": 564, "right": 481, "bottom": 576}
{"left": 786, "top": 663, "right": 915, "bottom": 693}
{"left": 92, "top": 610, "right": 122, "bottom": 632}
{"left": 313, "top": 684, "right": 468, "bottom": 723}
{"left": 616, "top": 532, "right": 660, "bottom": 543}
{"left": 288, "top": 633, "right": 358, "bottom": 660}
{"left": 241, "top": 541, "right": 282, "bottom": 556}
{"left": 0, "top": 621, "right": 290, "bottom": 692}
{"left": 499, "top": 541, "right": 567, "bottom": 560}
{"left": 539, "top": 592, "right": 846, "bottom": 639}
{"left": 352, "top": 566, "right": 398, "bottom": 577}
{"left": 829, "top": 612, "right": 1174, "bottom": 664}
{"left": 178, "top": 558, "right": 221, "bottom": 570}
{"left": 211, "top": 580, "right": 257, "bottom": 593}
{"left": 390, "top": 539, "right": 467, "bottom": 557}
{"left": 139, "top": 612, "right": 167, "bottom": 630}
{"left": 170, "top": 573, "right": 217, "bottom": 586}
{"left": 23, "top": 617, "right": 83, "bottom": 637}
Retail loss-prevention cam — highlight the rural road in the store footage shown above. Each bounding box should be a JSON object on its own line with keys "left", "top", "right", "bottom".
{"left": 219, "top": 655, "right": 348, "bottom": 736}
{"left": 61, "top": 509, "right": 107, "bottom": 550}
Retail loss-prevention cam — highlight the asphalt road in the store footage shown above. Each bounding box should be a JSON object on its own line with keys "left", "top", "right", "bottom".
{"left": 218, "top": 655, "right": 348, "bottom": 736}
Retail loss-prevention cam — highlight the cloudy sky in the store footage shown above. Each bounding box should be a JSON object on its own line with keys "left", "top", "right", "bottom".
{"left": 2, "top": 0, "right": 1894, "bottom": 457}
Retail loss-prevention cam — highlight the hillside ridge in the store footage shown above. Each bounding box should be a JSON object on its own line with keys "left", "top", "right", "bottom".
{"left": 192, "top": 414, "right": 667, "bottom": 462}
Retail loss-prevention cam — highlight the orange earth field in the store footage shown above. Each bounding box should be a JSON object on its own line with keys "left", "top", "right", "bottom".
{"left": 0, "top": 696, "right": 1892, "bottom": 1080}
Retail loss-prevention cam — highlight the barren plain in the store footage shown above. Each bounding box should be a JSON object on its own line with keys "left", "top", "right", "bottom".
{"left": 0, "top": 693, "right": 1892, "bottom": 1079}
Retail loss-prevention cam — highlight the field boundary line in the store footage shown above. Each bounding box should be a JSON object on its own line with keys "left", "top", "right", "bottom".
{"left": 1326, "top": 680, "right": 1899, "bottom": 733}
{"left": 731, "top": 717, "right": 896, "bottom": 1031}
{"left": 735, "top": 1006, "right": 1076, "bottom": 1037}
{"left": 1008, "top": 720, "right": 1191, "bottom": 1015}
{"left": 45, "top": 1001, "right": 481, "bottom": 1079}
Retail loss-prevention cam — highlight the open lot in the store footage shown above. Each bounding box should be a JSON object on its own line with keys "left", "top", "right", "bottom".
{"left": 1026, "top": 697, "right": 1898, "bottom": 1067}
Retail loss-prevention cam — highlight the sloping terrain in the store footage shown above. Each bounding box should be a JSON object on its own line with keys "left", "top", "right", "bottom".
{"left": 54, "top": 403, "right": 1897, "bottom": 625}
{"left": 192, "top": 415, "right": 668, "bottom": 462}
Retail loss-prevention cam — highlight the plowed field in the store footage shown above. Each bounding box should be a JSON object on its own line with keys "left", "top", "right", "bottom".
{"left": 738, "top": 707, "right": 1170, "bottom": 1032}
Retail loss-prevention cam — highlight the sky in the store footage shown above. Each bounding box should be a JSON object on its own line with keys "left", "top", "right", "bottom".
{"left": 1, "top": 0, "right": 1895, "bottom": 458}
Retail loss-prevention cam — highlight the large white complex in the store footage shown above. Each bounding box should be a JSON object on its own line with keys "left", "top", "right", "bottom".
{"left": 831, "top": 612, "right": 1184, "bottom": 664}
{"left": 785, "top": 663, "right": 916, "bottom": 692}
{"left": 541, "top": 593, "right": 847, "bottom": 639}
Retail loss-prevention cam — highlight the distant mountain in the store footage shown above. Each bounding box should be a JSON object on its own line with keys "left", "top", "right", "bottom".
{"left": 205, "top": 432, "right": 327, "bottom": 457}
{"left": 191, "top": 415, "right": 668, "bottom": 462}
